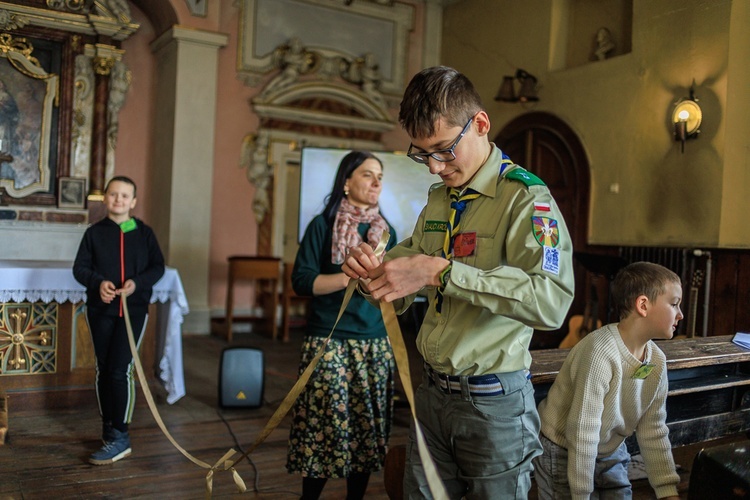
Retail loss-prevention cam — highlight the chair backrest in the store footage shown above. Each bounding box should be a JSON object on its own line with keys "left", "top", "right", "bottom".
{"left": 228, "top": 256, "right": 282, "bottom": 280}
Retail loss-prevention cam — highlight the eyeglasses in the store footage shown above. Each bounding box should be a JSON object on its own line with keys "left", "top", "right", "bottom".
{"left": 406, "top": 116, "right": 473, "bottom": 164}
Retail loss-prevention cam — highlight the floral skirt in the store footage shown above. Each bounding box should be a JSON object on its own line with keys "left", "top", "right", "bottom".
{"left": 286, "top": 336, "right": 395, "bottom": 478}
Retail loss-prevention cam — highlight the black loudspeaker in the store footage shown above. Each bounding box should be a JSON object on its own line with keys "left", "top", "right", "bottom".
{"left": 219, "top": 347, "right": 264, "bottom": 409}
{"left": 688, "top": 440, "right": 750, "bottom": 499}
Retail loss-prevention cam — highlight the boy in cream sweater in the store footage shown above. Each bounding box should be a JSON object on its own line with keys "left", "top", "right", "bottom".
{"left": 535, "top": 262, "right": 682, "bottom": 500}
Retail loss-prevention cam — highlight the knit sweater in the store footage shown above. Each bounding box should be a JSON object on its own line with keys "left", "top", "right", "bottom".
{"left": 538, "top": 324, "right": 679, "bottom": 499}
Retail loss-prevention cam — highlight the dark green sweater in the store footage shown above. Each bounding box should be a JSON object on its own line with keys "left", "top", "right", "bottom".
{"left": 293, "top": 214, "right": 397, "bottom": 339}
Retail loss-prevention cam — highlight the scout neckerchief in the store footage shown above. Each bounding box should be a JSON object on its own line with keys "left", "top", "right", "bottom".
{"left": 435, "top": 187, "right": 479, "bottom": 313}
{"left": 435, "top": 153, "right": 515, "bottom": 313}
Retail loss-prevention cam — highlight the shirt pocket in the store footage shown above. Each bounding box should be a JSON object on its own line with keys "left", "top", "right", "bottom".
{"left": 457, "top": 233, "right": 497, "bottom": 270}
{"left": 418, "top": 232, "right": 445, "bottom": 257}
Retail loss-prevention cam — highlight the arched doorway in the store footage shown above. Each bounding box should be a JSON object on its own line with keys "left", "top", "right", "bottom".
{"left": 494, "top": 112, "right": 591, "bottom": 348}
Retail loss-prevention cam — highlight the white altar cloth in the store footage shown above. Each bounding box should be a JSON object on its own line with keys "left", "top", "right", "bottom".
{"left": 0, "top": 260, "right": 188, "bottom": 404}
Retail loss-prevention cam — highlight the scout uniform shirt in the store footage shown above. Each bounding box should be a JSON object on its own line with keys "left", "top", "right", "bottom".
{"left": 387, "top": 145, "right": 575, "bottom": 376}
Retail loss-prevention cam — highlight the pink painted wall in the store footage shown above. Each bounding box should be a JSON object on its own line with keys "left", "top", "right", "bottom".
{"left": 208, "top": 3, "right": 262, "bottom": 313}
{"left": 117, "top": 5, "right": 155, "bottom": 222}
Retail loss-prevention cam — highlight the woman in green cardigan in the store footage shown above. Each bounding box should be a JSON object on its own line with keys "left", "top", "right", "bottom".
{"left": 286, "top": 150, "right": 398, "bottom": 500}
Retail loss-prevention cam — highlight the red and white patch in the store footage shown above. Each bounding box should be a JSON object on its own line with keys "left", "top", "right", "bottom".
{"left": 534, "top": 202, "right": 551, "bottom": 212}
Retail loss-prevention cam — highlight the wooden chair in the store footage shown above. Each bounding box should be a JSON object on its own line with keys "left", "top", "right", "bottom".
{"left": 224, "top": 256, "right": 282, "bottom": 342}
{"left": 280, "top": 261, "right": 310, "bottom": 343}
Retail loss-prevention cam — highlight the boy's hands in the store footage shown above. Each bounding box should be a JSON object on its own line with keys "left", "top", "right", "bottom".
{"left": 99, "top": 279, "right": 136, "bottom": 303}
{"left": 117, "top": 279, "right": 136, "bottom": 297}
{"left": 99, "top": 280, "right": 117, "bottom": 303}
{"left": 343, "top": 242, "right": 450, "bottom": 302}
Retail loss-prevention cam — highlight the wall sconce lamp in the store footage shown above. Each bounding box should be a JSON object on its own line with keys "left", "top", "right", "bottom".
{"left": 494, "top": 69, "right": 539, "bottom": 103}
{"left": 672, "top": 85, "right": 702, "bottom": 153}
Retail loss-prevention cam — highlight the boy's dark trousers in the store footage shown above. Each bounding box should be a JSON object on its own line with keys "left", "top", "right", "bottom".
{"left": 86, "top": 309, "right": 148, "bottom": 431}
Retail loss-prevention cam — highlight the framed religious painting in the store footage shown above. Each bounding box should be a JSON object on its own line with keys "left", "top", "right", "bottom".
{"left": 0, "top": 33, "right": 61, "bottom": 200}
{"left": 58, "top": 177, "right": 86, "bottom": 209}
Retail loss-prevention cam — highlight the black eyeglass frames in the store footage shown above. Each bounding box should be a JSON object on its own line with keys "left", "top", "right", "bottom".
{"left": 406, "top": 116, "right": 474, "bottom": 164}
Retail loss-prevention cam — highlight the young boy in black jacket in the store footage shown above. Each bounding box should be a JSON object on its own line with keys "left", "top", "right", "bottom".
{"left": 73, "top": 176, "right": 165, "bottom": 465}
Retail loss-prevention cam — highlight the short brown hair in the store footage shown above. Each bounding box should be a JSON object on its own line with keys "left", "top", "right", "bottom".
{"left": 611, "top": 261, "right": 681, "bottom": 320}
{"left": 105, "top": 175, "right": 137, "bottom": 197}
{"left": 398, "top": 66, "right": 484, "bottom": 139}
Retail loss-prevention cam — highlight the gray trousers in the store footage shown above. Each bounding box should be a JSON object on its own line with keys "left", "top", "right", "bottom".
{"left": 403, "top": 369, "right": 542, "bottom": 499}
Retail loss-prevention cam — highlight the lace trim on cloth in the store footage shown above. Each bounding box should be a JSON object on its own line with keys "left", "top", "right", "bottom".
{"left": 0, "top": 290, "right": 87, "bottom": 303}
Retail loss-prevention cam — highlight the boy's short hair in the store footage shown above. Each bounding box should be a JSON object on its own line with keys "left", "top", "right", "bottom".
{"left": 105, "top": 176, "right": 137, "bottom": 197}
{"left": 398, "top": 66, "right": 484, "bottom": 139}
{"left": 611, "top": 261, "right": 681, "bottom": 320}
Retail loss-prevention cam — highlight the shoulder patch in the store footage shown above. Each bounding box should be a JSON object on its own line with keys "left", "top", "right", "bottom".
{"left": 505, "top": 169, "right": 546, "bottom": 187}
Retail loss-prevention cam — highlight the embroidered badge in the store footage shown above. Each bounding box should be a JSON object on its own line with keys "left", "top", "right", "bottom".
{"left": 632, "top": 363, "right": 655, "bottom": 379}
{"left": 532, "top": 216, "right": 559, "bottom": 248}
{"left": 542, "top": 247, "right": 560, "bottom": 275}
{"left": 424, "top": 220, "right": 448, "bottom": 232}
{"left": 453, "top": 232, "right": 476, "bottom": 258}
{"left": 533, "top": 202, "right": 551, "bottom": 212}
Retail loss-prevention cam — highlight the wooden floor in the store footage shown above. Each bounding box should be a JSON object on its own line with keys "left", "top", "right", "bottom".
{"left": 0, "top": 323, "right": 746, "bottom": 499}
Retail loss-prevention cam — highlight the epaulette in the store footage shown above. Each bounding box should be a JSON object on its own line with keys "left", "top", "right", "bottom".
{"left": 504, "top": 168, "right": 546, "bottom": 187}
{"left": 428, "top": 182, "right": 444, "bottom": 193}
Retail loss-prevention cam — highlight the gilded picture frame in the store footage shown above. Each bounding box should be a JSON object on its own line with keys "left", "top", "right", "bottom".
{"left": 0, "top": 34, "right": 59, "bottom": 199}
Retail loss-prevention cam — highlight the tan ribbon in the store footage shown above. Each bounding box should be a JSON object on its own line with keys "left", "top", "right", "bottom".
{"left": 122, "top": 231, "right": 447, "bottom": 499}
{"left": 122, "top": 297, "right": 246, "bottom": 498}
{"left": 371, "top": 236, "right": 449, "bottom": 500}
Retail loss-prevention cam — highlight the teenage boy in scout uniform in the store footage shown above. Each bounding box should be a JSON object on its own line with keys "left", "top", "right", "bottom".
{"left": 343, "top": 66, "right": 575, "bottom": 499}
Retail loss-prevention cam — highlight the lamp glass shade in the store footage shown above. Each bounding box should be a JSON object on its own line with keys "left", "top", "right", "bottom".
{"left": 672, "top": 100, "right": 702, "bottom": 135}
{"left": 517, "top": 76, "right": 539, "bottom": 102}
{"left": 494, "top": 76, "right": 517, "bottom": 102}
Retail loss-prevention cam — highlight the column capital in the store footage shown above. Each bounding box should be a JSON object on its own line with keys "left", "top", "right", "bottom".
{"left": 84, "top": 43, "right": 124, "bottom": 75}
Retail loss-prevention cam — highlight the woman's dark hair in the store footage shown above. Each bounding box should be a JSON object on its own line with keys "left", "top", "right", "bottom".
{"left": 105, "top": 175, "right": 137, "bottom": 197}
{"left": 322, "top": 150, "right": 384, "bottom": 225}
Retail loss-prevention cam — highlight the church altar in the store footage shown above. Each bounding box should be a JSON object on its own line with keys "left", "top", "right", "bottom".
{"left": 0, "top": 260, "right": 188, "bottom": 404}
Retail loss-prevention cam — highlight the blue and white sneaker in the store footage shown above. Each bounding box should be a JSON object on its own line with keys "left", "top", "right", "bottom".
{"left": 89, "top": 428, "right": 131, "bottom": 465}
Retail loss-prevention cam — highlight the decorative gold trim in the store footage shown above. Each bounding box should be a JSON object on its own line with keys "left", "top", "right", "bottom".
{"left": 93, "top": 55, "right": 115, "bottom": 75}
{"left": 0, "top": 34, "right": 40, "bottom": 67}
{"left": 46, "top": 0, "right": 88, "bottom": 12}
{"left": 0, "top": 33, "right": 60, "bottom": 198}
{"left": 0, "top": 303, "right": 58, "bottom": 376}
{"left": 84, "top": 43, "right": 125, "bottom": 76}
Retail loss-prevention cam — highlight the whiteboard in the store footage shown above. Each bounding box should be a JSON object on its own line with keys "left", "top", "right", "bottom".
{"left": 298, "top": 147, "right": 439, "bottom": 244}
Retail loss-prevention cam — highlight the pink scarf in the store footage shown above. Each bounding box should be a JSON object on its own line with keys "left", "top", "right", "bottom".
{"left": 331, "top": 197, "right": 388, "bottom": 264}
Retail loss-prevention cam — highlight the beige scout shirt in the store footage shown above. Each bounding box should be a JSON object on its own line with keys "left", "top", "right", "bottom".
{"left": 387, "top": 145, "right": 574, "bottom": 376}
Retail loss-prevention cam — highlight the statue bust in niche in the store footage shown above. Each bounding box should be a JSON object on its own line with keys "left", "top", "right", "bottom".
{"left": 593, "top": 27, "right": 616, "bottom": 61}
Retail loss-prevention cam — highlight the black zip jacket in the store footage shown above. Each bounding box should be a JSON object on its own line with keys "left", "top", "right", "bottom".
{"left": 73, "top": 217, "right": 165, "bottom": 316}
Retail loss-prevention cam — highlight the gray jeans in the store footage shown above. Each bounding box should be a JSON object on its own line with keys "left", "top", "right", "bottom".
{"left": 403, "top": 369, "right": 541, "bottom": 499}
{"left": 534, "top": 433, "right": 632, "bottom": 499}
